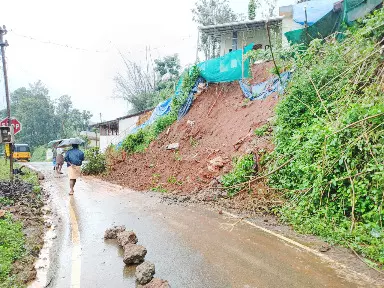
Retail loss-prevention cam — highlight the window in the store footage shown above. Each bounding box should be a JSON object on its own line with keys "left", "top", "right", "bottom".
{"left": 15, "top": 145, "right": 30, "bottom": 152}
{"left": 232, "top": 31, "right": 238, "bottom": 51}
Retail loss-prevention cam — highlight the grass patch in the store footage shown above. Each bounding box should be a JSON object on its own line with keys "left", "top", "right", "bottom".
{"left": 0, "top": 159, "right": 43, "bottom": 287}
{"left": 167, "top": 175, "right": 183, "bottom": 186}
{"left": 0, "top": 159, "right": 10, "bottom": 180}
{"left": 221, "top": 154, "right": 255, "bottom": 196}
{"left": 254, "top": 124, "right": 269, "bottom": 137}
{"left": 0, "top": 214, "right": 25, "bottom": 287}
{"left": 151, "top": 184, "right": 167, "bottom": 193}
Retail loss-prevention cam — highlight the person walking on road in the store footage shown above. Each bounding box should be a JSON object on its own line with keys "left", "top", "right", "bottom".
{"left": 56, "top": 148, "right": 65, "bottom": 175}
{"left": 52, "top": 148, "right": 57, "bottom": 171}
{"left": 64, "top": 144, "right": 84, "bottom": 195}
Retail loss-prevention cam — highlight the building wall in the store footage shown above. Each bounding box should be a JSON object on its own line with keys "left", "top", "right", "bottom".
{"left": 99, "top": 116, "right": 139, "bottom": 151}
{"left": 280, "top": 6, "right": 304, "bottom": 46}
{"left": 99, "top": 135, "right": 118, "bottom": 152}
{"left": 119, "top": 116, "right": 139, "bottom": 136}
{"left": 219, "top": 26, "right": 281, "bottom": 56}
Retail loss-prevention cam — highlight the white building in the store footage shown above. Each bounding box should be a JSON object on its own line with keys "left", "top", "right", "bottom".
{"left": 90, "top": 108, "right": 153, "bottom": 151}
{"left": 199, "top": 17, "right": 283, "bottom": 58}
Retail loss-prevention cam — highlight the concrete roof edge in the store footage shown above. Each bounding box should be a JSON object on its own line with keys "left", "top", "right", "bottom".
{"left": 199, "top": 16, "right": 284, "bottom": 31}
{"left": 89, "top": 107, "right": 155, "bottom": 128}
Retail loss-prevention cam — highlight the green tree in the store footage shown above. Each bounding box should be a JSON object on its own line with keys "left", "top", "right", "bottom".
{"left": 154, "top": 54, "right": 180, "bottom": 79}
{"left": 192, "top": 0, "right": 238, "bottom": 59}
{"left": 1, "top": 81, "right": 93, "bottom": 151}
{"left": 248, "top": 0, "right": 256, "bottom": 20}
{"left": 56, "top": 95, "right": 73, "bottom": 138}
{"left": 56, "top": 95, "right": 93, "bottom": 137}
{"left": 114, "top": 58, "right": 157, "bottom": 113}
{"left": 154, "top": 54, "right": 181, "bottom": 92}
{"left": 12, "top": 81, "right": 58, "bottom": 148}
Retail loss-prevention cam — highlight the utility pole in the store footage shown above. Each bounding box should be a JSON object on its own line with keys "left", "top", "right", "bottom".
{"left": 0, "top": 25, "right": 13, "bottom": 182}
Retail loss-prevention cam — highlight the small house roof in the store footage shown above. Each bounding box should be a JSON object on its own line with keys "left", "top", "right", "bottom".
{"left": 199, "top": 16, "right": 283, "bottom": 36}
{"left": 89, "top": 107, "right": 154, "bottom": 128}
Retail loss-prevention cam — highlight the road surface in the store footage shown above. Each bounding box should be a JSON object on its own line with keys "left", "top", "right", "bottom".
{"left": 28, "top": 163, "right": 379, "bottom": 288}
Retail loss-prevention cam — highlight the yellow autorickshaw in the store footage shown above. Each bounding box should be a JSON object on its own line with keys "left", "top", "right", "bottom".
{"left": 5, "top": 144, "right": 31, "bottom": 162}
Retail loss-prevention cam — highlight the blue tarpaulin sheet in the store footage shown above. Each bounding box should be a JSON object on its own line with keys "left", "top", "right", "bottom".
{"left": 293, "top": 0, "right": 335, "bottom": 26}
{"left": 178, "top": 77, "right": 206, "bottom": 120}
{"left": 239, "top": 72, "right": 292, "bottom": 100}
{"left": 130, "top": 97, "right": 173, "bottom": 134}
{"left": 129, "top": 75, "right": 205, "bottom": 134}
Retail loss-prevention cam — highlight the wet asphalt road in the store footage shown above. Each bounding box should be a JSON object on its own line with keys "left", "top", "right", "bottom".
{"left": 30, "top": 162, "right": 363, "bottom": 288}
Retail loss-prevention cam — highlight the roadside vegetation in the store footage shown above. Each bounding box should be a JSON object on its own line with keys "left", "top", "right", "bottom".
{"left": 82, "top": 147, "right": 106, "bottom": 175}
{"left": 0, "top": 214, "right": 25, "bottom": 287}
{"left": 273, "top": 10, "right": 384, "bottom": 266}
{"left": 0, "top": 160, "right": 44, "bottom": 287}
{"left": 120, "top": 66, "right": 200, "bottom": 154}
{"left": 221, "top": 155, "right": 256, "bottom": 196}
{"left": 221, "top": 9, "right": 384, "bottom": 266}
{"left": 30, "top": 145, "right": 47, "bottom": 162}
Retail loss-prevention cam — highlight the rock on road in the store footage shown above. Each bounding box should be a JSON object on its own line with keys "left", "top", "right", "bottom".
{"left": 29, "top": 163, "right": 379, "bottom": 288}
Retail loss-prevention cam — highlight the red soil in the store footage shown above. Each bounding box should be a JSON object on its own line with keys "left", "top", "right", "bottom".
{"left": 104, "top": 62, "right": 277, "bottom": 194}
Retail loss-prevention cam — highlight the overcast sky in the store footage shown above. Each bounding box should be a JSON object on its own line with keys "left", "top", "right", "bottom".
{"left": 0, "top": 0, "right": 295, "bottom": 122}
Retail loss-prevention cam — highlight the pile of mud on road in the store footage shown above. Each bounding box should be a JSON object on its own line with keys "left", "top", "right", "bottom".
{"left": 104, "top": 62, "right": 283, "bottom": 213}
{"left": 0, "top": 179, "right": 46, "bottom": 285}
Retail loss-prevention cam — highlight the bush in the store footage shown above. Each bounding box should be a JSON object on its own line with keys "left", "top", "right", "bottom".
{"left": 254, "top": 124, "right": 269, "bottom": 137}
{"left": 152, "top": 113, "right": 177, "bottom": 137}
{"left": 121, "top": 65, "right": 201, "bottom": 155}
{"left": 31, "top": 145, "right": 47, "bottom": 162}
{"left": 82, "top": 147, "right": 106, "bottom": 175}
{"left": 266, "top": 9, "right": 384, "bottom": 265}
{"left": 221, "top": 154, "right": 255, "bottom": 196}
{"left": 121, "top": 128, "right": 154, "bottom": 154}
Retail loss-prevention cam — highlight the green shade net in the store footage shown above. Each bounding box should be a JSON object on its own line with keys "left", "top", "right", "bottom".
{"left": 197, "top": 43, "right": 254, "bottom": 83}
{"left": 345, "top": 0, "right": 382, "bottom": 22}
{"left": 346, "top": 0, "right": 366, "bottom": 10}
{"left": 285, "top": 8, "right": 343, "bottom": 45}
{"left": 285, "top": 0, "right": 382, "bottom": 45}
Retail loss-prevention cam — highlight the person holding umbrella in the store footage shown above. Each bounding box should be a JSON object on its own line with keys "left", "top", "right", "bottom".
{"left": 63, "top": 139, "right": 85, "bottom": 195}
{"left": 48, "top": 139, "right": 62, "bottom": 172}
{"left": 56, "top": 148, "right": 65, "bottom": 174}
{"left": 52, "top": 147, "right": 57, "bottom": 171}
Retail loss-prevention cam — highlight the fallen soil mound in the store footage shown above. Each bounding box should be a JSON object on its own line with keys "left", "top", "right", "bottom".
{"left": 105, "top": 62, "right": 276, "bottom": 195}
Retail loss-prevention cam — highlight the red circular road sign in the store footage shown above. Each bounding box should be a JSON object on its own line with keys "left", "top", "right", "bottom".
{"left": 0, "top": 118, "right": 22, "bottom": 135}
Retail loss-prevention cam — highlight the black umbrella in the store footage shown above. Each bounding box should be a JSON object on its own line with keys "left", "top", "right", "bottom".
{"left": 57, "top": 138, "right": 85, "bottom": 148}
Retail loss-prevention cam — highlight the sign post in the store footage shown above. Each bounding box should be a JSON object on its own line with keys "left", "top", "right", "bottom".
{"left": 0, "top": 117, "right": 22, "bottom": 135}
{"left": 0, "top": 117, "right": 22, "bottom": 181}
